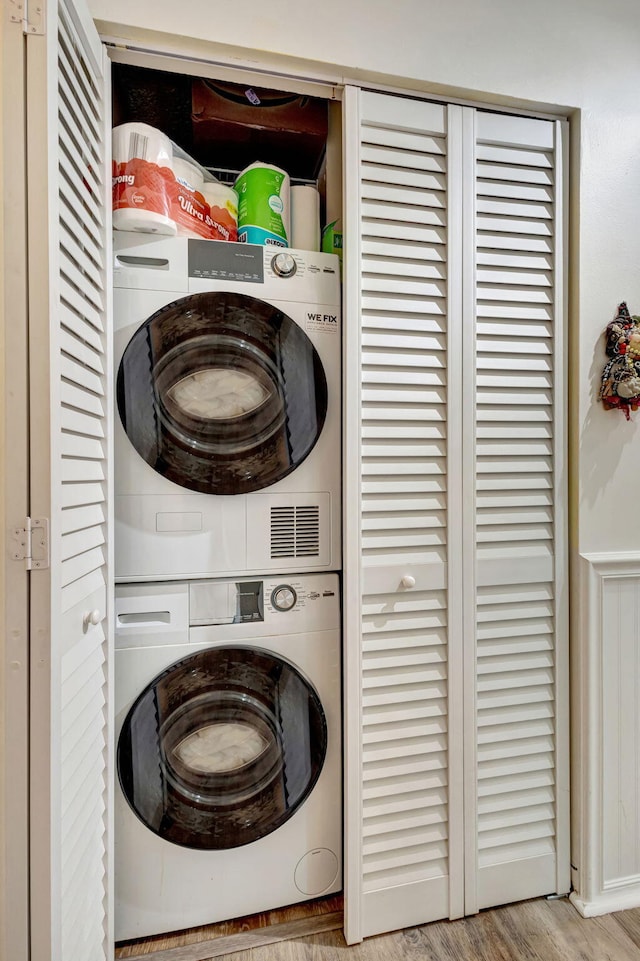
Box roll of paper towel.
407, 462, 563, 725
171, 157, 207, 239
113, 122, 173, 170
234, 162, 290, 247
173, 156, 204, 191
200, 183, 239, 242
112, 122, 177, 235
290, 185, 320, 252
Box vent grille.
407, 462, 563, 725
270, 505, 320, 558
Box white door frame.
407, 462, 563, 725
0, 10, 31, 961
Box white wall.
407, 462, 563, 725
89, 0, 640, 916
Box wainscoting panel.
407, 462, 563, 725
571, 553, 640, 918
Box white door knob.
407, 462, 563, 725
83, 609, 102, 629
401, 575, 416, 589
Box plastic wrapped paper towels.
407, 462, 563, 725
234, 162, 290, 247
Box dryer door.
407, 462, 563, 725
117, 646, 327, 850
116, 291, 328, 494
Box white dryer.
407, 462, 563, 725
114, 572, 341, 941
113, 233, 341, 581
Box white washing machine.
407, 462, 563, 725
114, 572, 342, 941
113, 233, 341, 582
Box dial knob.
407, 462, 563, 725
271, 585, 297, 612
271, 252, 297, 278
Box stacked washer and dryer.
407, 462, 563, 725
113, 233, 343, 940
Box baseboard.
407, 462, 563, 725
570, 885, 640, 918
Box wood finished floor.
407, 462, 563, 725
115, 897, 640, 961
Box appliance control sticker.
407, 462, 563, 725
305, 310, 339, 334
188, 239, 264, 282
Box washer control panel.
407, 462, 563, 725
181, 573, 340, 640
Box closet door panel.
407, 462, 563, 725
343, 88, 567, 943
471, 112, 568, 911
27, 1, 113, 957
345, 88, 463, 941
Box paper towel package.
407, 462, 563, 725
112, 122, 236, 241
234, 162, 290, 247
112, 123, 177, 235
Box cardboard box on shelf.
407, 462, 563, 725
191, 79, 328, 181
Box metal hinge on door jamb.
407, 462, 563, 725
8, 0, 45, 34
11, 517, 50, 570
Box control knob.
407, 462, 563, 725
271, 252, 297, 278
271, 585, 297, 612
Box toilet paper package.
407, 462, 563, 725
234, 162, 290, 247
112, 123, 233, 241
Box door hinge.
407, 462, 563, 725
11, 517, 50, 571
8, 0, 45, 34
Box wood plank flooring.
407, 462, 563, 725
116, 897, 640, 961
115, 895, 343, 960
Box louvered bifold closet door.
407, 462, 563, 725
26, 1, 112, 959
344, 88, 465, 941
469, 112, 568, 911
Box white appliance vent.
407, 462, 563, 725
270, 505, 320, 558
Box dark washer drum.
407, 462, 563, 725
117, 646, 328, 850
116, 291, 328, 495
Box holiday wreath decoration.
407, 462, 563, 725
599, 302, 640, 419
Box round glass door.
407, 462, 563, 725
117, 646, 327, 850
116, 291, 328, 494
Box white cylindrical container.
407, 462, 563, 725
200, 183, 239, 242
234, 162, 290, 247
290, 185, 320, 251
112, 122, 177, 235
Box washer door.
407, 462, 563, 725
116, 291, 328, 494
117, 647, 327, 850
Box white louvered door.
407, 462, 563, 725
26, 1, 112, 959
343, 88, 567, 943
343, 88, 466, 941
469, 111, 569, 912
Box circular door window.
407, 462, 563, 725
116, 291, 328, 495
117, 646, 327, 850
